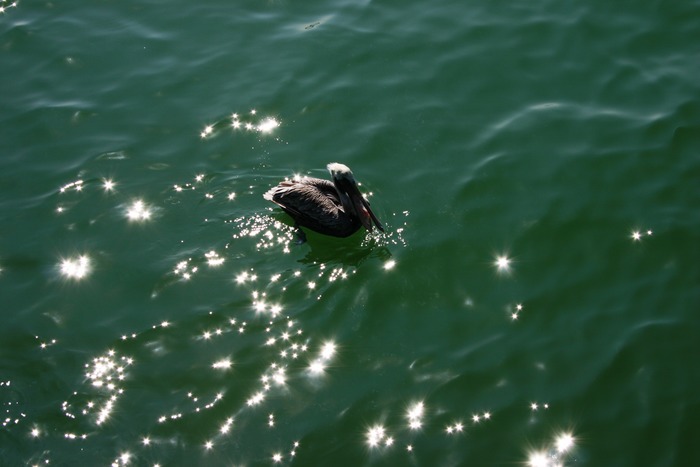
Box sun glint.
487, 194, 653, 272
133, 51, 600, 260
60, 255, 91, 280
494, 254, 512, 273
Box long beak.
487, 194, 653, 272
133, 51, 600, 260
348, 186, 384, 232
362, 197, 384, 232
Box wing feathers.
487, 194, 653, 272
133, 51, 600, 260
264, 177, 360, 237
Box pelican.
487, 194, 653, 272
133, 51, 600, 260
264, 163, 384, 241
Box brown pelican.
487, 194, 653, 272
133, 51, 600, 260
264, 163, 384, 241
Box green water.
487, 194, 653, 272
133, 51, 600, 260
2, 0, 699, 465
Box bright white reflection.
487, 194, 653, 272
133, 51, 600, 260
76, 351, 134, 426
555, 432, 575, 453
530, 401, 549, 412
116, 451, 131, 465
308, 340, 337, 376
406, 401, 425, 430
308, 359, 326, 375
59, 179, 84, 193
212, 358, 232, 371
257, 117, 280, 134
205, 251, 225, 267
0, 2, 20, 15
235, 270, 257, 284
445, 421, 464, 434
35, 196, 416, 464
59, 255, 91, 280
102, 178, 116, 192
494, 254, 512, 274
125, 200, 152, 222
200, 124, 214, 139
526, 430, 576, 466
527, 451, 549, 467
366, 424, 387, 448
220, 417, 234, 434
217, 110, 281, 136
271, 367, 286, 385
246, 391, 265, 407
319, 341, 336, 360
173, 259, 198, 281
511, 303, 524, 321
230, 214, 296, 251
630, 229, 652, 242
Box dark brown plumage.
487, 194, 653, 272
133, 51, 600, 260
264, 163, 383, 239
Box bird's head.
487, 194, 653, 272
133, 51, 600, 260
326, 162, 384, 233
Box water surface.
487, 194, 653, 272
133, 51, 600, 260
2, 0, 699, 465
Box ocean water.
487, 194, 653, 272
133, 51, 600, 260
1, 0, 699, 465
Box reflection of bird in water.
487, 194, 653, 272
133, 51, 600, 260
264, 163, 384, 242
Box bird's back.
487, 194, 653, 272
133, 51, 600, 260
264, 177, 361, 237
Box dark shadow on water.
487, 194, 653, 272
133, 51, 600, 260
259, 211, 394, 267
297, 230, 392, 267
